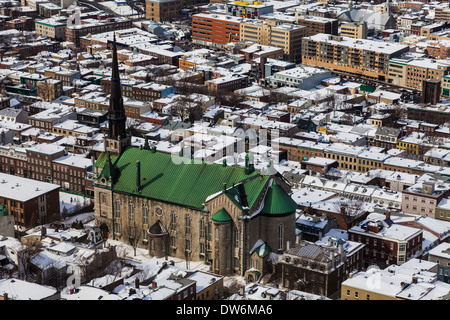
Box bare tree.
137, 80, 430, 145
16, 239, 41, 281
171, 95, 202, 122
123, 221, 143, 257
391, 105, 405, 127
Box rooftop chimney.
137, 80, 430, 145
136, 160, 141, 192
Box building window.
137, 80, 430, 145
199, 217, 205, 238
115, 199, 120, 218
170, 211, 176, 231
143, 206, 149, 224
278, 224, 283, 251
185, 214, 191, 235
128, 203, 134, 221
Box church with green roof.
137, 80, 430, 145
93, 35, 298, 277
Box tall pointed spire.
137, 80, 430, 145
107, 33, 127, 141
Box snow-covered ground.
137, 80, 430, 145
60, 192, 92, 215
106, 238, 211, 272
62, 211, 96, 226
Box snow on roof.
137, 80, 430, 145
0, 172, 60, 202
351, 214, 422, 241
292, 187, 337, 206
61, 285, 120, 300
186, 271, 223, 293
307, 33, 408, 55
53, 153, 93, 169
428, 242, 450, 260
0, 278, 57, 300
25, 143, 66, 155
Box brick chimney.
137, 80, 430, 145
385, 210, 391, 220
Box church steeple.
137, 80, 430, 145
104, 33, 130, 156
108, 33, 126, 141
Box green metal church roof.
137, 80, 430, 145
97, 147, 265, 211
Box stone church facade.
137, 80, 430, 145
93, 34, 298, 277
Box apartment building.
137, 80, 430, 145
28, 104, 78, 132
388, 56, 450, 91
295, 14, 338, 37
0, 145, 28, 178
302, 34, 409, 80
35, 16, 67, 40
341, 259, 445, 300
406, 104, 450, 125
402, 181, 450, 218
53, 153, 93, 195
369, 126, 402, 150
272, 137, 327, 162
434, 6, 450, 23
51, 119, 98, 138
74, 91, 151, 119
426, 40, 450, 59
348, 212, 423, 268
100, 78, 175, 102
205, 73, 248, 92
36, 79, 63, 102
65, 18, 133, 47
192, 13, 242, 47
44, 66, 81, 87
145, 0, 201, 22
25, 144, 67, 184
278, 240, 348, 299
240, 18, 306, 62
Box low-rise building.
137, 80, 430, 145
402, 180, 450, 218
276, 240, 347, 299
436, 198, 450, 223
341, 259, 450, 300
185, 270, 224, 300
265, 66, 333, 90
0, 172, 60, 227
428, 243, 450, 284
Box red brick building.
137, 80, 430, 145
348, 212, 423, 268
192, 13, 241, 47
